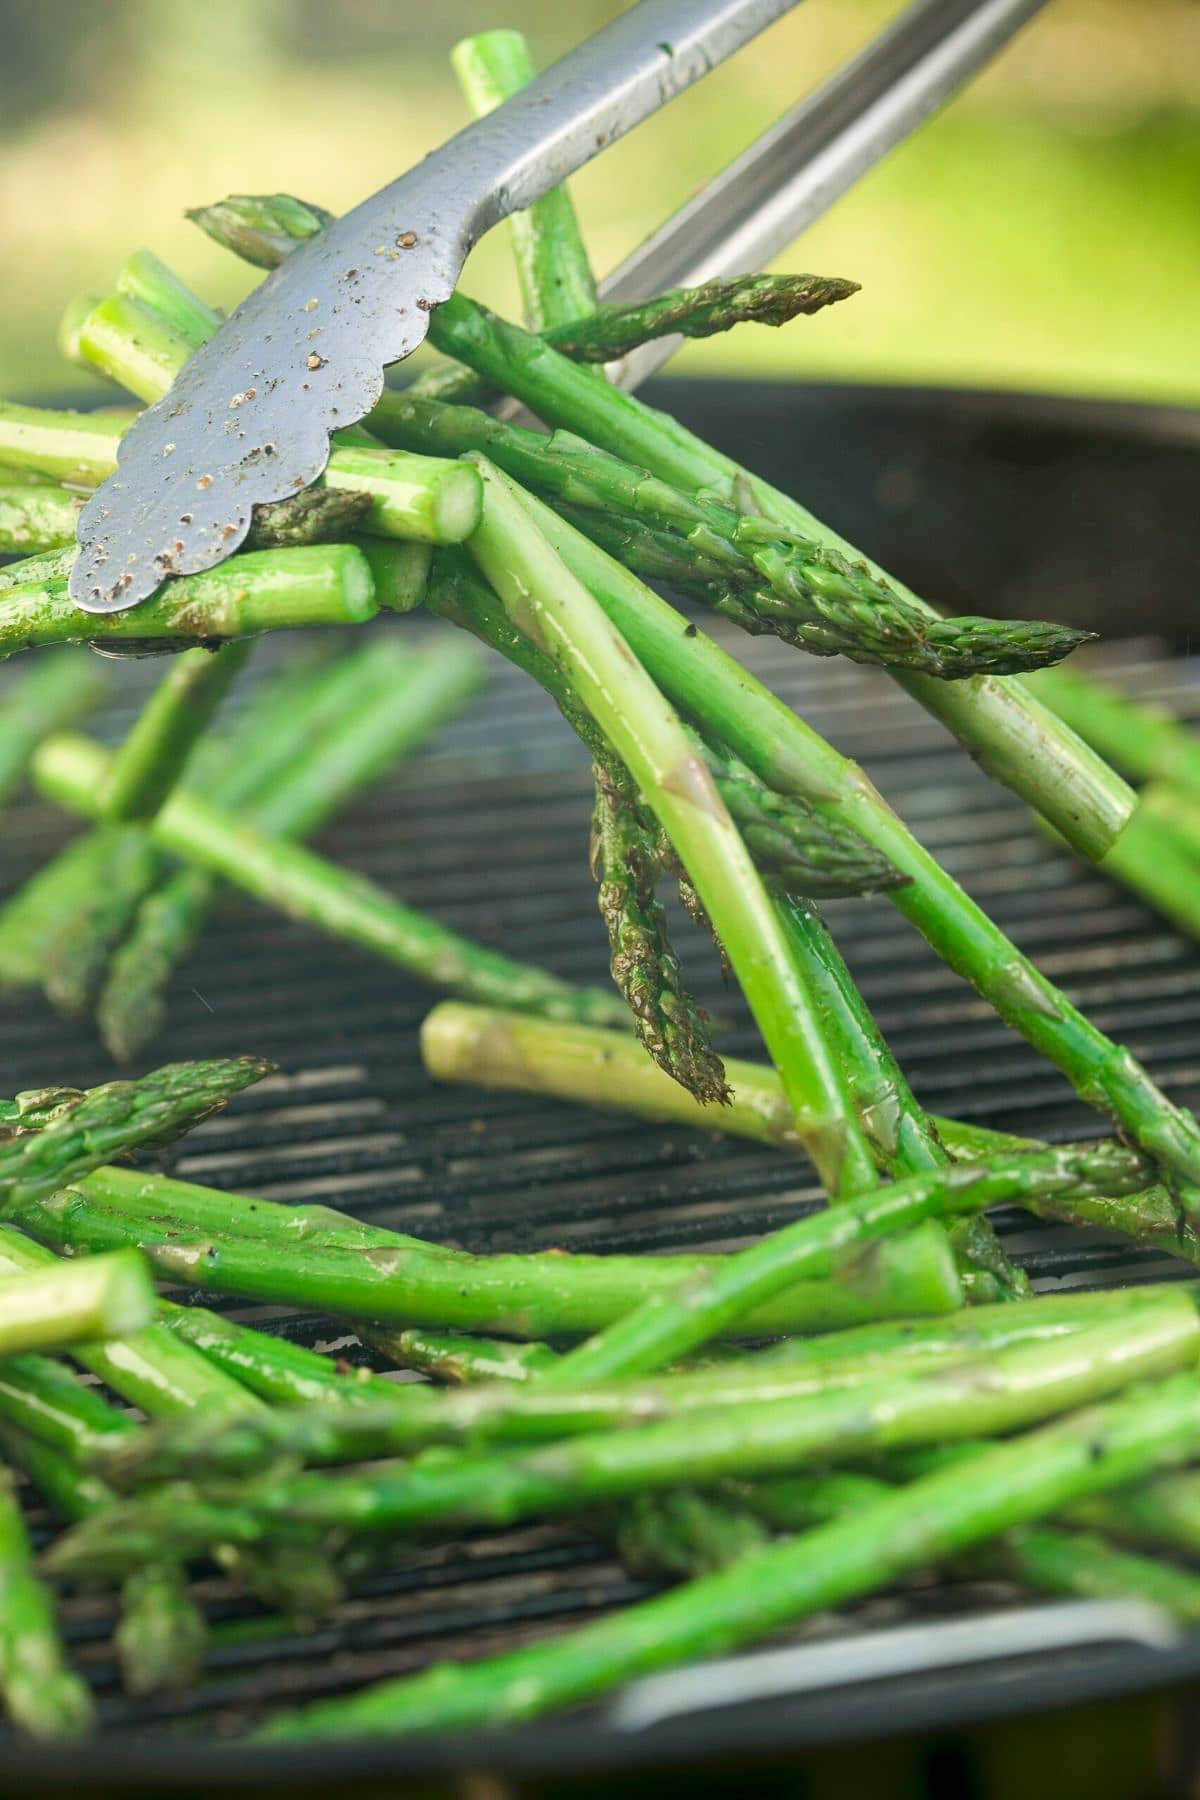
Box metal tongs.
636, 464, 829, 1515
70, 0, 1047, 615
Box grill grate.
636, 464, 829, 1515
2, 386, 1200, 1772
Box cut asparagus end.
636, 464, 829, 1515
348, 536, 432, 612
324, 447, 482, 545
0, 1247, 155, 1354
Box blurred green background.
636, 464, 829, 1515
0, 0, 1195, 403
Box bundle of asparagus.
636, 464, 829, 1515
3, 18, 1200, 1754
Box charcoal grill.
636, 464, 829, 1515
2, 378, 1200, 1797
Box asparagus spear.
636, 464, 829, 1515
47, 1306, 1200, 1575
0, 654, 100, 811
418, 1010, 1200, 1268
0, 546, 75, 593
96, 1288, 1200, 1487
394, 282, 1133, 847
72, 294, 483, 546
0, 1419, 207, 1698
31, 731, 653, 1031
0, 1354, 132, 1461
159, 1305, 392, 1407
371, 389, 1086, 678
0, 1467, 93, 1738
16, 1177, 963, 1337
0, 1251, 153, 1356
116, 247, 219, 348
590, 754, 728, 1103
0, 832, 118, 988
451, 28, 599, 334
1, 542, 378, 661
0, 1228, 343, 1623
537, 272, 860, 358
457, 31, 728, 1118
368, 1326, 560, 1385
225, 1373, 1200, 1737
516, 497, 1200, 1201
0, 482, 79, 554
0, 1056, 269, 1213
538, 1140, 1150, 1388
96, 641, 469, 1059
95, 231, 1071, 683
773, 896, 1027, 1302
428, 551, 903, 899
187, 193, 856, 390
100, 640, 252, 822
369, 1287, 1154, 1387
466, 459, 875, 1193
715, 1463, 1200, 1623
39, 823, 164, 1016
1029, 665, 1200, 792
99, 246, 1042, 683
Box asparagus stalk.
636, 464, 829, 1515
0, 1423, 207, 1698
390, 282, 1133, 847
460, 48, 726, 1115
1029, 666, 1200, 792
538, 1140, 1152, 1388
96, 1289, 1200, 1487
96, 641, 469, 1058
0, 831, 117, 988
0, 654, 100, 811
0, 400, 137, 486
15, 1178, 963, 1336
1083, 806, 1200, 942
428, 551, 903, 899
0, 1228, 343, 1623
370, 1286, 1154, 1387
419, 1010, 1200, 1267
116, 247, 220, 348
113, 1566, 209, 1698
6, 662, 319, 1010
0, 482, 79, 554
159, 1305, 391, 1407
0, 546, 75, 593
465, 460, 875, 1193
589, 754, 728, 1103
0, 1467, 93, 1738
0, 1251, 153, 1356
0, 1225, 255, 1422
538, 271, 860, 358
368, 1326, 560, 1385
773, 896, 1026, 1301
720, 1463, 1200, 1623
31, 730, 649, 1031
0, 1056, 269, 1213
72, 295, 483, 546
1, 542, 378, 661
100, 640, 252, 822
214, 1374, 1200, 1736
49, 1307, 1200, 1575
0, 1354, 132, 1461
39, 824, 165, 1016
96, 228, 1067, 683
451, 29, 599, 334
517, 497, 1200, 1201
188, 193, 856, 394
373, 389, 1086, 679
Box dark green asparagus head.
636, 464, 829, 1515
186, 194, 330, 270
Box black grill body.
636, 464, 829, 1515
2, 380, 1200, 1796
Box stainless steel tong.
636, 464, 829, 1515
69, 0, 1048, 615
